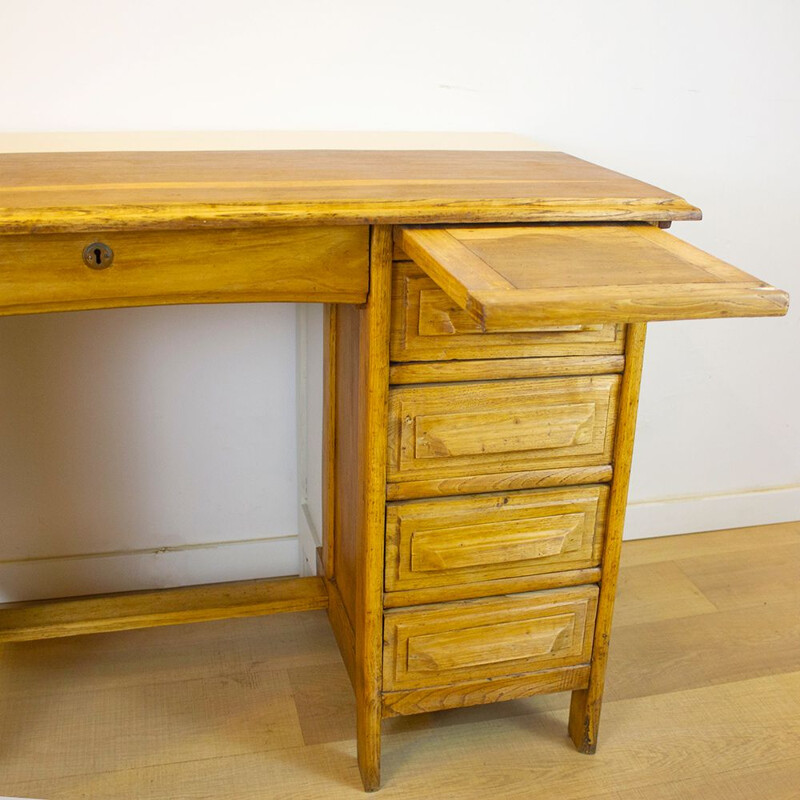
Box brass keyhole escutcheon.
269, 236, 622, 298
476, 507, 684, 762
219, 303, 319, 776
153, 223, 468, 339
82, 242, 114, 270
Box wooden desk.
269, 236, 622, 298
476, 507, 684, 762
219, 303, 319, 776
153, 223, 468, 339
0, 147, 788, 791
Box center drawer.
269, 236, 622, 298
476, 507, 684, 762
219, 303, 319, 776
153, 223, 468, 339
385, 485, 608, 593
387, 374, 620, 484
0, 225, 369, 315
383, 585, 598, 691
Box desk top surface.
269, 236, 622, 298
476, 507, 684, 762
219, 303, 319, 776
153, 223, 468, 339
0, 147, 700, 235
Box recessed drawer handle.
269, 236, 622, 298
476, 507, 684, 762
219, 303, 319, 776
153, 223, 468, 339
82, 242, 114, 270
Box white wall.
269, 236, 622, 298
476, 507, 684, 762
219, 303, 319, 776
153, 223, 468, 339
0, 304, 300, 601
1, 1, 798, 600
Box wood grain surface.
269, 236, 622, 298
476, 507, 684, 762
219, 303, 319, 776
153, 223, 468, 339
387, 375, 620, 484
400, 224, 789, 326
0, 576, 328, 642
388, 353, 625, 384
382, 664, 592, 717
385, 464, 614, 502
569, 323, 647, 753
382, 566, 602, 609
384, 486, 607, 592
390, 262, 624, 361
0, 150, 701, 234
0, 225, 369, 315
354, 227, 394, 790
383, 586, 598, 691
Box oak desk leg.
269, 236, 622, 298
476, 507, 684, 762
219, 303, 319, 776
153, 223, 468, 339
322, 226, 391, 789
355, 227, 392, 790
569, 323, 647, 752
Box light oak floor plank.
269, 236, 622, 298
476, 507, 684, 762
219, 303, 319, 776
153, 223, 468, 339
0, 609, 341, 698
613, 559, 717, 627
0, 664, 304, 784
1, 522, 798, 797
674, 541, 800, 612
5, 672, 799, 799
605, 599, 800, 702
619, 520, 800, 567
589, 758, 800, 800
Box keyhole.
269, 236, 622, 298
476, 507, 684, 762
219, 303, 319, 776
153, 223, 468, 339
82, 242, 114, 269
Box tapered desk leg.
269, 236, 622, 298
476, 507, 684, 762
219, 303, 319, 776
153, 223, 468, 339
354, 226, 393, 790
356, 697, 383, 791
569, 323, 646, 753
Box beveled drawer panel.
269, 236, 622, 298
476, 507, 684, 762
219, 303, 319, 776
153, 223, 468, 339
390, 262, 624, 362
0, 226, 369, 316
387, 375, 620, 484
385, 486, 608, 592
383, 586, 598, 691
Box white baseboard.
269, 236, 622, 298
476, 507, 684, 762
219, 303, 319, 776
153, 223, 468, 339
298, 501, 321, 577
0, 536, 300, 603
624, 484, 800, 540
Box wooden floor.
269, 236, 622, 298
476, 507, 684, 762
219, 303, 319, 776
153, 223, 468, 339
1, 521, 798, 799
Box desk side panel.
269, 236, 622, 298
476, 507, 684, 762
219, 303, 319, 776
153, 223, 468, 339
332, 302, 363, 625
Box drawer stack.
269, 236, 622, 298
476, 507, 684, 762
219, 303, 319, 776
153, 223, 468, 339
381, 259, 626, 716
319, 219, 785, 788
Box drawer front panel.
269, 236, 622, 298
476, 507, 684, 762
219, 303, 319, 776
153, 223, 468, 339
0, 226, 369, 315
387, 375, 620, 484
391, 263, 624, 361
383, 586, 598, 690
385, 486, 608, 592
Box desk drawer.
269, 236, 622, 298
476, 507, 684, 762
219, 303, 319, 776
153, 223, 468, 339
383, 586, 598, 691
385, 486, 608, 593
387, 375, 619, 485
391, 263, 623, 361
0, 226, 369, 315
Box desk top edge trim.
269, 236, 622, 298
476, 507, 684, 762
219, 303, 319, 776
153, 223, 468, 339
0, 198, 701, 236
